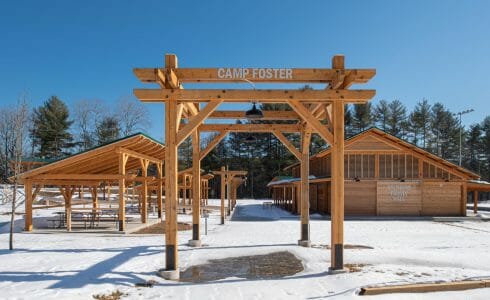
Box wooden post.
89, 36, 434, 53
461, 182, 467, 217
24, 180, 33, 231
220, 166, 225, 224
183, 178, 187, 206
205, 181, 209, 206
227, 177, 232, 215
299, 128, 311, 246
331, 99, 345, 270
62, 186, 73, 232
140, 159, 149, 223
191, 130, 201, 243
157, 163, 163, 219
164, 84, 179, 272
91, 186, 98, 213
118, 153, 128, 231
473, 190, 478, 214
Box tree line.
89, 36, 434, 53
1, 94, 488, 199
0, 95, 150, 181
182, 99, 489, 199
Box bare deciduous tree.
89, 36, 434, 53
116, 97, 150, 136
3, 94, 30, 250
73, 99, 104, 150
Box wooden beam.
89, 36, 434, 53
116, 147, 162, 165
164, 64, 179, 270
299, 129, 311, 244
287, 100, 334, 144
200, 131, 228, 160
360, 279, 489, 296
220, 166, 226, 225
191, 130, 201, 242
203, 110, 301, 120
24, 180, 33, 231
133, 67, 376, 84
32, 174, 134, 180
134, 89, 376, 103
118, 153, 127, 231
199, 123, 302, 133
177, 100, 223, 145
473, 190, 478, 214
330, 100, 345, 270
273, 130, 301, 160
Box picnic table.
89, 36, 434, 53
48, 209, 120, 229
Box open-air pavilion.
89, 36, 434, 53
133, 53, 376, 277
20, 133, 166, 232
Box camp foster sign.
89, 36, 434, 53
217, 68, 293, 80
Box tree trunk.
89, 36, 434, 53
9, 184, 16, 250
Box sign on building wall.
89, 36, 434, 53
377, 181, 422, 215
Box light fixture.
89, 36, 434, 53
244, 135, 257, 143
241, 79, 263, 120
245, 103, 263, 119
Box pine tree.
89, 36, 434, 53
178, 136, 193, 170
464, 124, 482, 173
96, 116, 120, 145
352, 103, 372, 134
31, 96, 74, 159
409, 99, 431, 149
481, 116, 490, 180
387, 100, 407, 138
344, 104, 354, 138
429, 103, 459, 161
374, 100, 390, 131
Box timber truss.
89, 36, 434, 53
133, 54, 375, 276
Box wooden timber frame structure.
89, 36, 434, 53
19, 133, 165, 232
213, 167, 247, 224
269, 128, 482, 216
133, 53, 376, 274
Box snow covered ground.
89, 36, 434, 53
0, 199, 490, 299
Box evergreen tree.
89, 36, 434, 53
352, 103, 372, 134
481, 116, 490, 180
178, 136, 193, 170
31, 96, 74, 159
409, 99, 432, 149
387, 100, 407, 138
464, 124, 482, 173
429, 103, 459, 161
96, 116, 120, 145
344, 104, 354, 138
374, 100, 390, 131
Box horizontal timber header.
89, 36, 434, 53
133, 68, 375, 83
198, 123, 303, 133
133, 89, 376, 103
186, 110, 301, 120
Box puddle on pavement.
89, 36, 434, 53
179, 251, 304, 283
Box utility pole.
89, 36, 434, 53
454, 109, 474, 166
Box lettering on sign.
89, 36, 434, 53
217, 68, 293, 80
388, 184, 412, 201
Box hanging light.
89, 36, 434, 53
244, 135, 257, 143
241, 79, 263, 119
245, 103, 263, 119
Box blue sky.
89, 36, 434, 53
1, 0, 489, 141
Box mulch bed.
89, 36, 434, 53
132, 222, 192, 234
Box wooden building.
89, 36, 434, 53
268, 128, 481, 216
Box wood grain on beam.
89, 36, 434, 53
134, 89, 376, 103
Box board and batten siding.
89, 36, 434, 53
421, 181, 463, 216
376, 181, 422, 215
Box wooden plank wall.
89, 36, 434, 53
345, 181, 377, 215
421, 182, 462, 216
377, 181, 422, 215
